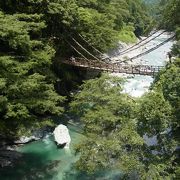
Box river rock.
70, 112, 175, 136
14, 135, 40, 144
53, 124, 71, 149
14, 127, 53, 144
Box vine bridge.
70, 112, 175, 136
62, 58, 164, 77
62, 31, 174, 76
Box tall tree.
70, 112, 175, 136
0, 0, 152, 55
70, 72, 179, 178
70, 74, 144, 177
160, 0, 180, 30
0, 11, 64, 139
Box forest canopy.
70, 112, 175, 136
70, 58, 180, 178
0, 0, 179, 179
0, 0, 152, 54
0, 0, 153, 138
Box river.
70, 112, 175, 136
0, 123, 122, 180
0, 31, 174, 180
111, 31, 174, 97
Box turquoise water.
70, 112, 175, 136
0, 124, 84, 180
0, 124, 122, 180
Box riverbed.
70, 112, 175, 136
0, 31, 175, 180
111, 31, 174, 97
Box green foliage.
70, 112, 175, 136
150, 59, 180, 178
125, 0, 153, 36
0, 0, 153, 139
137, 91, 173, 136
158, 0, 180, 59
76, 6, 119, 51
172, 41, 180, 57
76, 0, 152, 50
0, 0, 152, 56
70, 71, 179, 178
137, 91, 177, 179
160, 0, 180, 31
2, 1, 176, 177
171, 28, 180, 57
118, 25, 137, 43
153, 59, 180, 122
0, 11, 65, 138
68, 0, 180, 176
138, 59, 180, 178
71, 74, 144, 175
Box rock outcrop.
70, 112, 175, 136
53, 124, 71, 149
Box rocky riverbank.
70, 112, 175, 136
0, 126, 54, 168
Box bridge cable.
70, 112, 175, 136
119, 30, 166, 56
78, 34, 104, 55
118, 30, 161, 54
62, 34, 89, 60
62, 29, 100, 61
65, 39, 89, 60
70, 36, 100, 61
129, 35, 175, 60
78, 33, 112, 61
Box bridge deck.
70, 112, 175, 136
62, 58, 164, 76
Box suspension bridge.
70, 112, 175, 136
62, 58, 164, 77
61, 30, 175, 76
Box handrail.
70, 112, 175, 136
130, 35, 175, 60
119, 30, 166, 56
118, 30, 163, 54
61, 58, 164, 76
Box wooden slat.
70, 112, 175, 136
61, 58, 164, 76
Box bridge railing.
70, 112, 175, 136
62, 57, 164, 76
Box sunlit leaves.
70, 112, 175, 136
137, 91, 173, 136
71, 74, 144, 174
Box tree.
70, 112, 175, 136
0, 11, 65, 139
149, 58, 180, 179
137, 91, 177, 179
0, 0, 153, 56
160, 0, 180, 30
70, 73, 179, 179
70, 74, 145, 177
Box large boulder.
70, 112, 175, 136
53, 124, 71, 149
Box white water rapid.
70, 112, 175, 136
111, 31, 175, 97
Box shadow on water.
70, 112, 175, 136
63, 164, 123, 180
0, 150, 61, 180
0, 138, 122, 180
